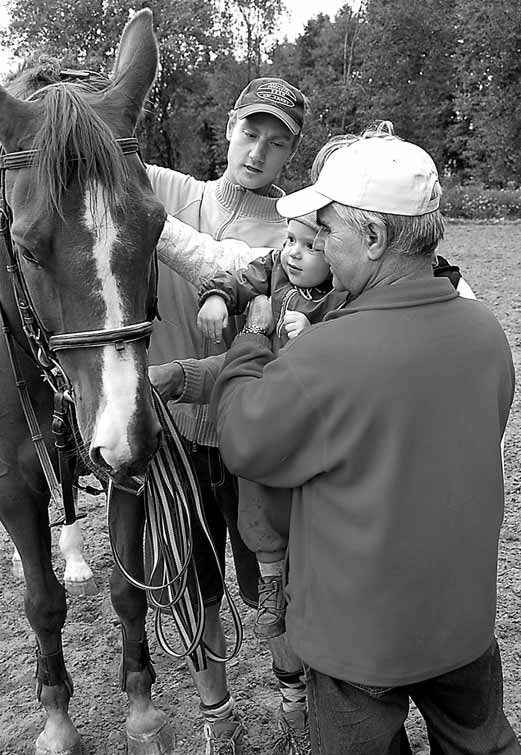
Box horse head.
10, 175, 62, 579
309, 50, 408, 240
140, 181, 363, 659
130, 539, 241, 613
0, 10, 166, 480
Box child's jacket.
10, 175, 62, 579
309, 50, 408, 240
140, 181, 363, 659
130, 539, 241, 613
199, 250, 347, 352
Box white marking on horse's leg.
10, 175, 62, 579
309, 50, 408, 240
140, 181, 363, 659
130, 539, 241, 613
83, 185, 140, 470
12, 544, 24, 579
60, 520, 97, 595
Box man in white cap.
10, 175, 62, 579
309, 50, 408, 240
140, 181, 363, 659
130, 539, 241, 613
210, 133, 519, 753
146, 78, 309, 754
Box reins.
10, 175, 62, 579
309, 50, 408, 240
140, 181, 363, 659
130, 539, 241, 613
106, 389, 243, 669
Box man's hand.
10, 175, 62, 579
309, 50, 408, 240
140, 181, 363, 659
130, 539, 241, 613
197, 295, 228, 343
148, 362, 184, 401
245, 294, 274, 335
283, 310, 310, 339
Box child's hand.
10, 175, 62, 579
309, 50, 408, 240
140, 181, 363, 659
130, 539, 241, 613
198, 295, 228, 343
283, 310, 311, 339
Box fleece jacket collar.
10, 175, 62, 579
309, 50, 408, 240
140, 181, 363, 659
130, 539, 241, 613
325, 277, 458, 321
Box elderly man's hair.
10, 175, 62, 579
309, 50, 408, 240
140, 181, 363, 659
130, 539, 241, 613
315, 121, 443, 256
332, 204, 445, 258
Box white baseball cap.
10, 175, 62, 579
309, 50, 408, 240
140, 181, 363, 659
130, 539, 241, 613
277, 136, 441, 218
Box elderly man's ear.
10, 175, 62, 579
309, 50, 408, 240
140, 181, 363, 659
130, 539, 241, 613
366, 219, 387, 261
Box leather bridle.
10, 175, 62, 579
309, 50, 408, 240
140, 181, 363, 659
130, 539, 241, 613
0, 135, 158, 520
0, 136, 154, 360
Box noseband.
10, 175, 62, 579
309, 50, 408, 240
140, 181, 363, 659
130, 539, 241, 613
0, 136, 154, 357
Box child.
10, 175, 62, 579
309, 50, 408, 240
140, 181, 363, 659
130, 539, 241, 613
196, 212, 347, 639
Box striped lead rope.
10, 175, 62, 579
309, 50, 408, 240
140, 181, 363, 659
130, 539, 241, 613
107, 387, 243, 672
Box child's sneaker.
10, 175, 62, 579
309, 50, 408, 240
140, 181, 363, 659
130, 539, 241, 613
254, 574, 286, 639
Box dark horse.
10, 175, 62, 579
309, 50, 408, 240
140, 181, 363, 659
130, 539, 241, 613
0, 10, 175, 754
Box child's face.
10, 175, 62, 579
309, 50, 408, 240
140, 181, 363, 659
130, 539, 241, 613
281, 219, 331, 288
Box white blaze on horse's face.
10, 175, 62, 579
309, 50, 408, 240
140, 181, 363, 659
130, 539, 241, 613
84, 184, 138, 470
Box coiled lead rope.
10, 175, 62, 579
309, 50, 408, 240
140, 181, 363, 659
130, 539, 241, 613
107, 388, 243, 671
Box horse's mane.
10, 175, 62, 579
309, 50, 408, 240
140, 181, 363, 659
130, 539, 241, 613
7, 57, 128, 220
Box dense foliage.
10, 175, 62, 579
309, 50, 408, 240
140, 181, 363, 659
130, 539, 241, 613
2, 0, 521, 216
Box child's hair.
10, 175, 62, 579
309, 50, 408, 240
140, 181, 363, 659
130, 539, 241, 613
310, 120, 397, 182
310, 134, 359, 182
360, 120, 396, 138
286, 211, 320, 233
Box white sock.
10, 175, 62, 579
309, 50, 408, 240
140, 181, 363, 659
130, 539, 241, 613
259, 559, 284, 578
201, 693, 235, 722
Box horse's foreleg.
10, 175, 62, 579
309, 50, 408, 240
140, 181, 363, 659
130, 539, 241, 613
8, 498, 80, 755
59, 518, 97, 596
109, 489, 174, 755
34, 641, 79, 755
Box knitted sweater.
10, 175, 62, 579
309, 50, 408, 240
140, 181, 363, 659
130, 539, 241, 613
147, 165, 288, 446
211, 277, 514, 686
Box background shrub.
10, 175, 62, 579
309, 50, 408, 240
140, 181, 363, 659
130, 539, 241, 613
441, 182, 521, 220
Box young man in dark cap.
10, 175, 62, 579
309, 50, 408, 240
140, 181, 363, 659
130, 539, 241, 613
147, 78, 310, 754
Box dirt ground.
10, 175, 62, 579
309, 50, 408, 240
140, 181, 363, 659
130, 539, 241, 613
0, 222, 520, 755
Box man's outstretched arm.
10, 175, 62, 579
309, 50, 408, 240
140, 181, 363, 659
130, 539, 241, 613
157, 214, 270, 286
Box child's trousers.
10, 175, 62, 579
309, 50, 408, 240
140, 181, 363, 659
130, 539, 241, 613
237, 478, 291, 562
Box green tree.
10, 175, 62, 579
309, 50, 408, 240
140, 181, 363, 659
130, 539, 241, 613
224, 0, 287, 79
270, 5, 363, 191
355, 0, 459, 174
136, 0, 235, 172
2, 0, 237, 174
4, 0, 130, 66
452, 0, 521, 186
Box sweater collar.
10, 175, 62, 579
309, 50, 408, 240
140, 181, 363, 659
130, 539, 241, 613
214, 174, 284, 221
325, 277, 459, 321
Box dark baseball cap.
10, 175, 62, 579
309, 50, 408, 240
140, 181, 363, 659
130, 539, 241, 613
233, 77, 305, 136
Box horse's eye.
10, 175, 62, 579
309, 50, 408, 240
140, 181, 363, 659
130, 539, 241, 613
18, 247, 42, 267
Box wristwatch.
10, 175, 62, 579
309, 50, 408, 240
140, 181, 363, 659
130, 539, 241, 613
240, 323, 269, 336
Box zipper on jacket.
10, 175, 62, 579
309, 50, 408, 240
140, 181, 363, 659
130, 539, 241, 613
276, 288, 299, 340
214, 188, 246, 241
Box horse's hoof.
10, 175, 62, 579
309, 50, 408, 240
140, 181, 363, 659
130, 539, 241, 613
127, 720, 175, 755
35, 736, 82, 755
64, 577, 98, 596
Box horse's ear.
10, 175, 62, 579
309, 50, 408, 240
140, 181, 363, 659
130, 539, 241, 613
110, 9, 158, 129
0, 86, 38, 152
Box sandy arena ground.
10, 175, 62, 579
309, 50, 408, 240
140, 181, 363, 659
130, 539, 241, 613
0, 222, 520, 754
